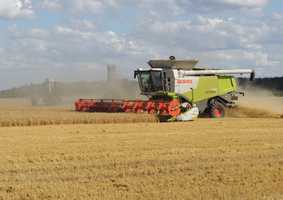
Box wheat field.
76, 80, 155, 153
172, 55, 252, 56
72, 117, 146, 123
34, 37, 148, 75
0, 118, 282, 199
0, 99, 157, 127
0, 98, 283, 199
0, 98, 282, 127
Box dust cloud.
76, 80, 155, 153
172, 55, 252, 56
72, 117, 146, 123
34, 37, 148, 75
227, 86, 283, 118
240, 87, 283, 113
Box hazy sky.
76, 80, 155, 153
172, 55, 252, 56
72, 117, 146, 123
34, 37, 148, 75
0, 0, 282, 89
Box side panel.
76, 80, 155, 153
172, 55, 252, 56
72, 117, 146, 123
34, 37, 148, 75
217, 76, 237, 96
173, 70, 220, 103
176, 76, 238, 103
190, 76, 218, 103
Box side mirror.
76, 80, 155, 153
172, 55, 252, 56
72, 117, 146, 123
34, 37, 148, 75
250, 71, 255, 81
134, 71, 137, 79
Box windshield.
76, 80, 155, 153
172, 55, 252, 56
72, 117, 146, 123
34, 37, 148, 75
151, 71, 163, 91
140, 71, 151, 92
136, 70, 164, 93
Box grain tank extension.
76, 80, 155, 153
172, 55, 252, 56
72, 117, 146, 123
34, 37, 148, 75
75, 57, 255, 121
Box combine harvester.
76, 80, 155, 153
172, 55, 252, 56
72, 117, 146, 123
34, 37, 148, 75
75, 56, 255, 121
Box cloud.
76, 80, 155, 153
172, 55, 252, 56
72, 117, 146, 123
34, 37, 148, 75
68, 0, 118, 14
135, 0, 271, 18
4, 14, 281, 76
220, 0, 269, 8
132, 12, 282, 77
71, 0, 103, 13
40, 0, 62, 11
0, 0, 33, 19
136, 16, 266, 53
0, 0, 281, 89
1, 21, 143, 72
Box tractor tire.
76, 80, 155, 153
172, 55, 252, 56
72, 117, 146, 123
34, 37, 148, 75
209, 103, 225, 118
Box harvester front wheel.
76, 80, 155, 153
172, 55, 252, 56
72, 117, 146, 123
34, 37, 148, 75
209, 103, 225, 118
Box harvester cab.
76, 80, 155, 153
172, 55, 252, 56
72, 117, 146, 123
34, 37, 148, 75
134, 57, 199, 96
134, 69, 164, 94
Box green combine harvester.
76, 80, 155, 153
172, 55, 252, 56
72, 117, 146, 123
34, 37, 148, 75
75, 56, 255, 121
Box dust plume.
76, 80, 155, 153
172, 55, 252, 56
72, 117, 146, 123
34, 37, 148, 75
227, 86, 283, 118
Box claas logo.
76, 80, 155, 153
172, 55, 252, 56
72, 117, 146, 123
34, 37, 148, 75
176, 80, 193, 84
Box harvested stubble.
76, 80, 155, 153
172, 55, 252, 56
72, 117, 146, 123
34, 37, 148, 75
0, 98, 159, 127
0, 118, 282, 199
0, 105, 157, 127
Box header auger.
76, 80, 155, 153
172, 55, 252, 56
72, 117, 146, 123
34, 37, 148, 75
75, 56, 255, 121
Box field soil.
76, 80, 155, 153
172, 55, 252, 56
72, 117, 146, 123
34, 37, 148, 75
0, 118, 282, 199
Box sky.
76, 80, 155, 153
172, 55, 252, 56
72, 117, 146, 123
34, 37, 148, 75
0, 0, 282, 89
